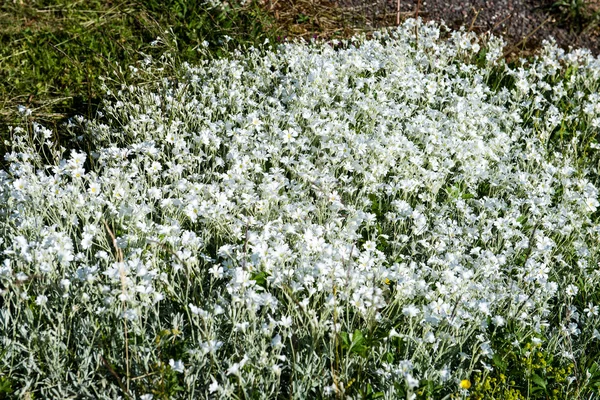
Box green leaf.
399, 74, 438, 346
531, 374, 547, 390
339, 331, 350, 348
0, 377, 13, 394
351, 329, 364, 344
386, 352, 394, 364
340, 329, 368, 356
590, 361, 600, 377
446, 185, 460, 199
492, 353, 507, 371
349, 329, 366, 355
251, 271, 268, 288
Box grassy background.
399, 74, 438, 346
0, 0, 277, 134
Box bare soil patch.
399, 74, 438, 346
302, 0, 600, 55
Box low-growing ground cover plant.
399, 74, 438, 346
1, 18, 600, 399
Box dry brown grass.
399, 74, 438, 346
266, 0, 415, 40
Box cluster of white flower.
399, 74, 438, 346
1, 18, 599, 398
204, 0, 250, 10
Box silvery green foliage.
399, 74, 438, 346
1, 19, 600, 398
205, 0, 250, 9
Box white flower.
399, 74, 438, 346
272, 364, 282, 376
480, 341, 494, 358
81, 233, 95, 250
271, 333, 283, 349
69, 150, 87, 167
406, 373, 419, 389
16, 272, 28, 282
424, 331, 436, 343
281, 128, 297, 143
584, 303, 598, 318
153, 292, 164, 304
323, 383, 338, 396
122, 309, 138, 321
439, 366, 451, 382
0, 259, 11, 277
566, 323, 581, 336
189, 303, 202, 315
363, 240, 377, 252
412, 211, 427, 234
13, 179, 26, 191
149, 161, 163, 174
35, 295, 48, 306
536, 236, 554, 252
147, 187, 162, 200
88, 182, 101, 195
226, 355, 248, 376
585, 197, 599, 212
402, 305, 420, 318
200, 340, 223, 355
17, 105, 32, 116
60, 279, 71, 291
208, 264, 224, 279
169, 359, 184, 373
565, 284, 579, 298
279, 315, 292, 328
250, 116, 262, 127
478, 301, 491, 316
389, 328, 401, 338
71, 167, 86, 179
208, 376, 219, 393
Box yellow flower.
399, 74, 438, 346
460, 379, 472, 390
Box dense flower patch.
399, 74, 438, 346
1, 19, 600, 399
